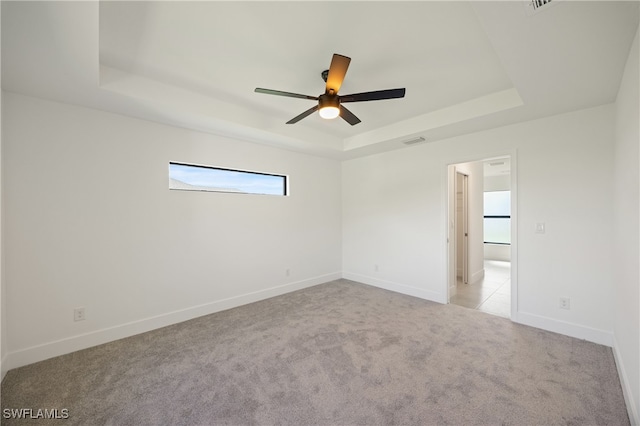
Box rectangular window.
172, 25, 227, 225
169, 162, 288, 196
484, 190, 510, 244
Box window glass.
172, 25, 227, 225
484, 191, 510, 216
169, 162, 287, 196
484, 218, 511, 244
484, 191, 510, 244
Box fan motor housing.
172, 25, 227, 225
318, 93, 339, 109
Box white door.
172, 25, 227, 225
456, 172, 469, 285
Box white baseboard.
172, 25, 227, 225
342, 272, 447, 304
515, 311, 614, 347
470, 268, 485, 285
453, 269, 484, 285
449, 284, 457, 297
344, 276, 614, 347
4, 273, 340, 373
612, 335, 639, 425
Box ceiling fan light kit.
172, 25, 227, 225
318, 94, 340, 119
255, 53, 406, 126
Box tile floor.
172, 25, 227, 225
450, 260, 511, 318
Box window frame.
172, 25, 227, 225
483, 190, 511, 245
169, 161, 289, 196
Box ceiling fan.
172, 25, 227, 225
255, 53, 406, 126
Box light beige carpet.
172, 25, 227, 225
1, 279, 629, 425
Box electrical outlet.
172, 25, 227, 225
559, 298, 570, 310
374, 264, 379, 273
74, 307, 86, 321
285, 268, 290, 277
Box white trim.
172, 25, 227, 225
515, 311, 614, 347
342, 272, 447, 304
470, 268, 485, 285
509, 151, 518, 320
343, 274, 615, 349
445, 163, 455, 301
613, 335, 639, 425
443, 149, 518, 321
3, 272, 340, 372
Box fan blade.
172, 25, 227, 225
255, 88, 318, 101
340, 88, 406, 103
286, 105, 319, 124
325, 54, 351, 95
339, 105, 361, 126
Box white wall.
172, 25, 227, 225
342, 149, 445, 302
484, 174, 510, 192
2, 92, 342, 371
484, 244, 510, 262
343, 103, 615, 345
613, 27, 639, 425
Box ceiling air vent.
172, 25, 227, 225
525, 0, 555, 16
402, 136, 427, 146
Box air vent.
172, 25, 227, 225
525, 0, 555, 16
402, 136, 427, 146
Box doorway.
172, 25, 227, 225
447, 156, 515, 319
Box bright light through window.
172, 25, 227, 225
484, 191, 510, 244
169, 162, 288, 196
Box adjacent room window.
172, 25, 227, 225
169, 162, 288, 196
484, 190, 511, 244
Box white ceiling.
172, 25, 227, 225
2, 1, 638, 159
